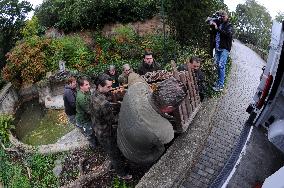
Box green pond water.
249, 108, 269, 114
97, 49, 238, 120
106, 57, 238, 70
15, 99, 74, 146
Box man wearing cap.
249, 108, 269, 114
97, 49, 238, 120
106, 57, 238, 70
117, 73, 187, 165
210, 10, 233, 92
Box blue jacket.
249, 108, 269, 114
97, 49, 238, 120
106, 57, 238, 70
63, 85, 76, 116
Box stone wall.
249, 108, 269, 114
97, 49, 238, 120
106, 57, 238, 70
0, 83, 19, 114
0, 79, 66, 114
20, 79, 65, 105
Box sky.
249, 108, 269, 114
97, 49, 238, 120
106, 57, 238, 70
26, 0, 283, 19
223, 0, 284, 19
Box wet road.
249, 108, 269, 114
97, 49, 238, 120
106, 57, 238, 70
182, 40, 269, 187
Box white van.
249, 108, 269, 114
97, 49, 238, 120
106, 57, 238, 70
246, 20, 284, 153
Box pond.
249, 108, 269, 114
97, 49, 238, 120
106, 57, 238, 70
14, 99, 74, 146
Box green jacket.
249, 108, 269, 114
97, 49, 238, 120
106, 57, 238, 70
76, 90, 91, 124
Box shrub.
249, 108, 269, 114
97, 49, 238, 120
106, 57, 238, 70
27, 153, 59, 187
21, 16, 46, 39
0, 148, 60, 187
0, 114, 15, 144
3, 36, 95, 87
3, 36, 50, 87
0, 148, 30, 188
48, 36, 95, 71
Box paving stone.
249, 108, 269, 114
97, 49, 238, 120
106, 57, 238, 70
138, 40, 283, 188
182, 40, 267, 187
204, 167, 215, 174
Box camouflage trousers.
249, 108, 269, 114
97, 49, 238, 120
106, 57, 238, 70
97, 135, 129, 176
76, 121, 96, 148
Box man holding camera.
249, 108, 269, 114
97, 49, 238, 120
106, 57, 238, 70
209, 10, 233, 92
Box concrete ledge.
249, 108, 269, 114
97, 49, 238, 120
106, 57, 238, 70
9, 129, 89, 154
136, 97, 219, 188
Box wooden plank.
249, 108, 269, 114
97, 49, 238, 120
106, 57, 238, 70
178, 73, 189, 125
171, 60, 185, 126
180, 72, 192, 116
180, 103, 202, 132
185, 70, 197, 109
186, 63, 201, 106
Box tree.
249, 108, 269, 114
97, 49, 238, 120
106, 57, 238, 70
34, 0, 159, 32
0, 0, 32, 68
235, 0, 272, 50
164, 0, 227, 51
21, 16, 46, 39
275, 12, 284, 23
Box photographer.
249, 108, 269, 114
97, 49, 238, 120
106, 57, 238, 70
208, 10, 233, 92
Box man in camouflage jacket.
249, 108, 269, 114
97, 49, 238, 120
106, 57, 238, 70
90, 73, 132, 180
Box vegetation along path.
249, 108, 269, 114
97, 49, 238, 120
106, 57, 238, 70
181, 40, 266, 187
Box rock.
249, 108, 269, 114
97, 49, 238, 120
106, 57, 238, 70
53, 159, 63, 177
45, 95, 64, 109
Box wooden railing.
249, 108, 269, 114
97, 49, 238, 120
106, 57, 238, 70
171, 61, 201, 133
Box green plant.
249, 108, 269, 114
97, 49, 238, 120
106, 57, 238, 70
0, 147, 62, 188
3, 35, 95, 87
0, 0, 33, 68
0, 114, 15, 144
35, 0, 159, 32
235, 0, 272, 51
21, 16, 46, 39
112, 177, 132, 188
164, 0, 226, 49
49, 36, 95, 72
0, 148, 30, 188
3, 36, 50, 87
26, 153, 59, 187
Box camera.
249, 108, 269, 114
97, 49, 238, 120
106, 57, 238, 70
206, 11, 222, 26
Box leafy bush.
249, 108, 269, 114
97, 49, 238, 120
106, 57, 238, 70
0, 114, 15, 144
89, 25, 180, 76
3, 36, 50, 87
48, 36, 95, 71
235, 0, 271, 54
3, 35, 95, 87
21, 16, 46, 39
3, 24, 215, 92
0, 148, 30, 188
164, 0, 226, 49
112, 177, 131, 188
27, 153, 59, 187
0, 148, 60, 187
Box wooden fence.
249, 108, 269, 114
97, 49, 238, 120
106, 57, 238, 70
171, 61, 201, 133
